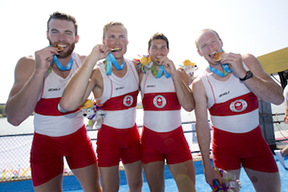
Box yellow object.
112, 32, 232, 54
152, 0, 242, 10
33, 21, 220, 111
80, 99, 93, 109
257, 47, 288, 74
183, 59, 196, 66
140, 55, 152, 66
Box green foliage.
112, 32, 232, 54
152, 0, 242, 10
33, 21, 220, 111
0, 105, 5, 117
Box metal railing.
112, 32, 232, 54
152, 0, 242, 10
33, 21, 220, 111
1, 114, 288, 183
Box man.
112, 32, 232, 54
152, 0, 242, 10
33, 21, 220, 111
4, 12, 102, 192
275, 72, 288, 168
283, 78, 288, 124
59, 22, 143, 192
192, 29, 284, 191
139, 33, 196, 192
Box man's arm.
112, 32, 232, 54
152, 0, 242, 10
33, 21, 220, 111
284, 101, 288, 124
78, 54, 87, 63
132, 59, 143, 91
5, 56, 38, 125
222, 53, 284, 105
284, 86, 288, 124
60, 44, 108, 111
161, 57, 194, 111
192, 77, 223, 186
5, 47, 58, 126
243, 53, 283, 104
173, 69, 195, 111
5, 46, 57, 125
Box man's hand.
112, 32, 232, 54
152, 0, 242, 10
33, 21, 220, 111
221, 52, 247, 78
34, 46, 59, 74
284, 115, 288, 124
204, 166, 226, 190
159, 56, 177, 76
90, 44, 110, 61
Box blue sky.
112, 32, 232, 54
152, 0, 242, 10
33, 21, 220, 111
1, 0, 288, 103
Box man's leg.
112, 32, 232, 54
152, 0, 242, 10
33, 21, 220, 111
168, 160, 196, 192
34, 174, 63, 192
123, 160, 143, 192
99, 165, 120, 192
245, 168, 281, 192
72, 164, 102, 192
143, 161, 165, 192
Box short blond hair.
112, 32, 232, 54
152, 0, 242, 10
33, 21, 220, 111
103, 21, 127, 39
195, 29, 221, 50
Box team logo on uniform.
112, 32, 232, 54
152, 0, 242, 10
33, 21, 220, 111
153, 95, 167, 108
123, 95, 133, 107
229, 99, 247, 112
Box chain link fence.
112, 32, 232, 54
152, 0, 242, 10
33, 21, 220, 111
273, 113, 288, 144
1, 115, 288, 183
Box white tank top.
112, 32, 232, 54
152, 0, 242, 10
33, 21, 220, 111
141, 70, 181, 132
97, 59, 139, 129
34, 52, 84, 136
200, 64, 259, 133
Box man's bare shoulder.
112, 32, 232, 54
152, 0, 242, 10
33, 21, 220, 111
192, 76, 203, 89
241, 53, 265, 73
11, 56, 36, 98
18, 55, 35, 64
241, 53, 258, 63
91, 65, 103, 81
77, 54, 86, 63
15, 55, 35, 72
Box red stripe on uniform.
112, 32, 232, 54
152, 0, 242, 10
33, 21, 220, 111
142, 92, 181, 111
209, 92, 258, 116
34, 97, 79, 116
102, 90, 139, 110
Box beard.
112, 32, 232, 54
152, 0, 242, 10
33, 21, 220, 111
49, 40, 75, 58
152, 60, 161, 66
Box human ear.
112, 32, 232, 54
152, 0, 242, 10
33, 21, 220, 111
75, 35, 79, 44
197, 49, 203, 57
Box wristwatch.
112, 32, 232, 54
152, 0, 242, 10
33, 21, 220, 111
239, 71, 253, 81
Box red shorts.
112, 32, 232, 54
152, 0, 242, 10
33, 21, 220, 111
30, 126, 97, 186
212, 126, 278, 172
96, 124, 141, 167
140, 126, 192, 164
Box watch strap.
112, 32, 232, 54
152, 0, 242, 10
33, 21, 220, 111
240, 71, 253, 81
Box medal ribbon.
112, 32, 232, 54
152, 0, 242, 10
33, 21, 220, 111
105, 52, 125, 75
209, 64, 232, 77
152, 65, 171, 78
209, 49, 232, 77
51, 55, 73, 71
